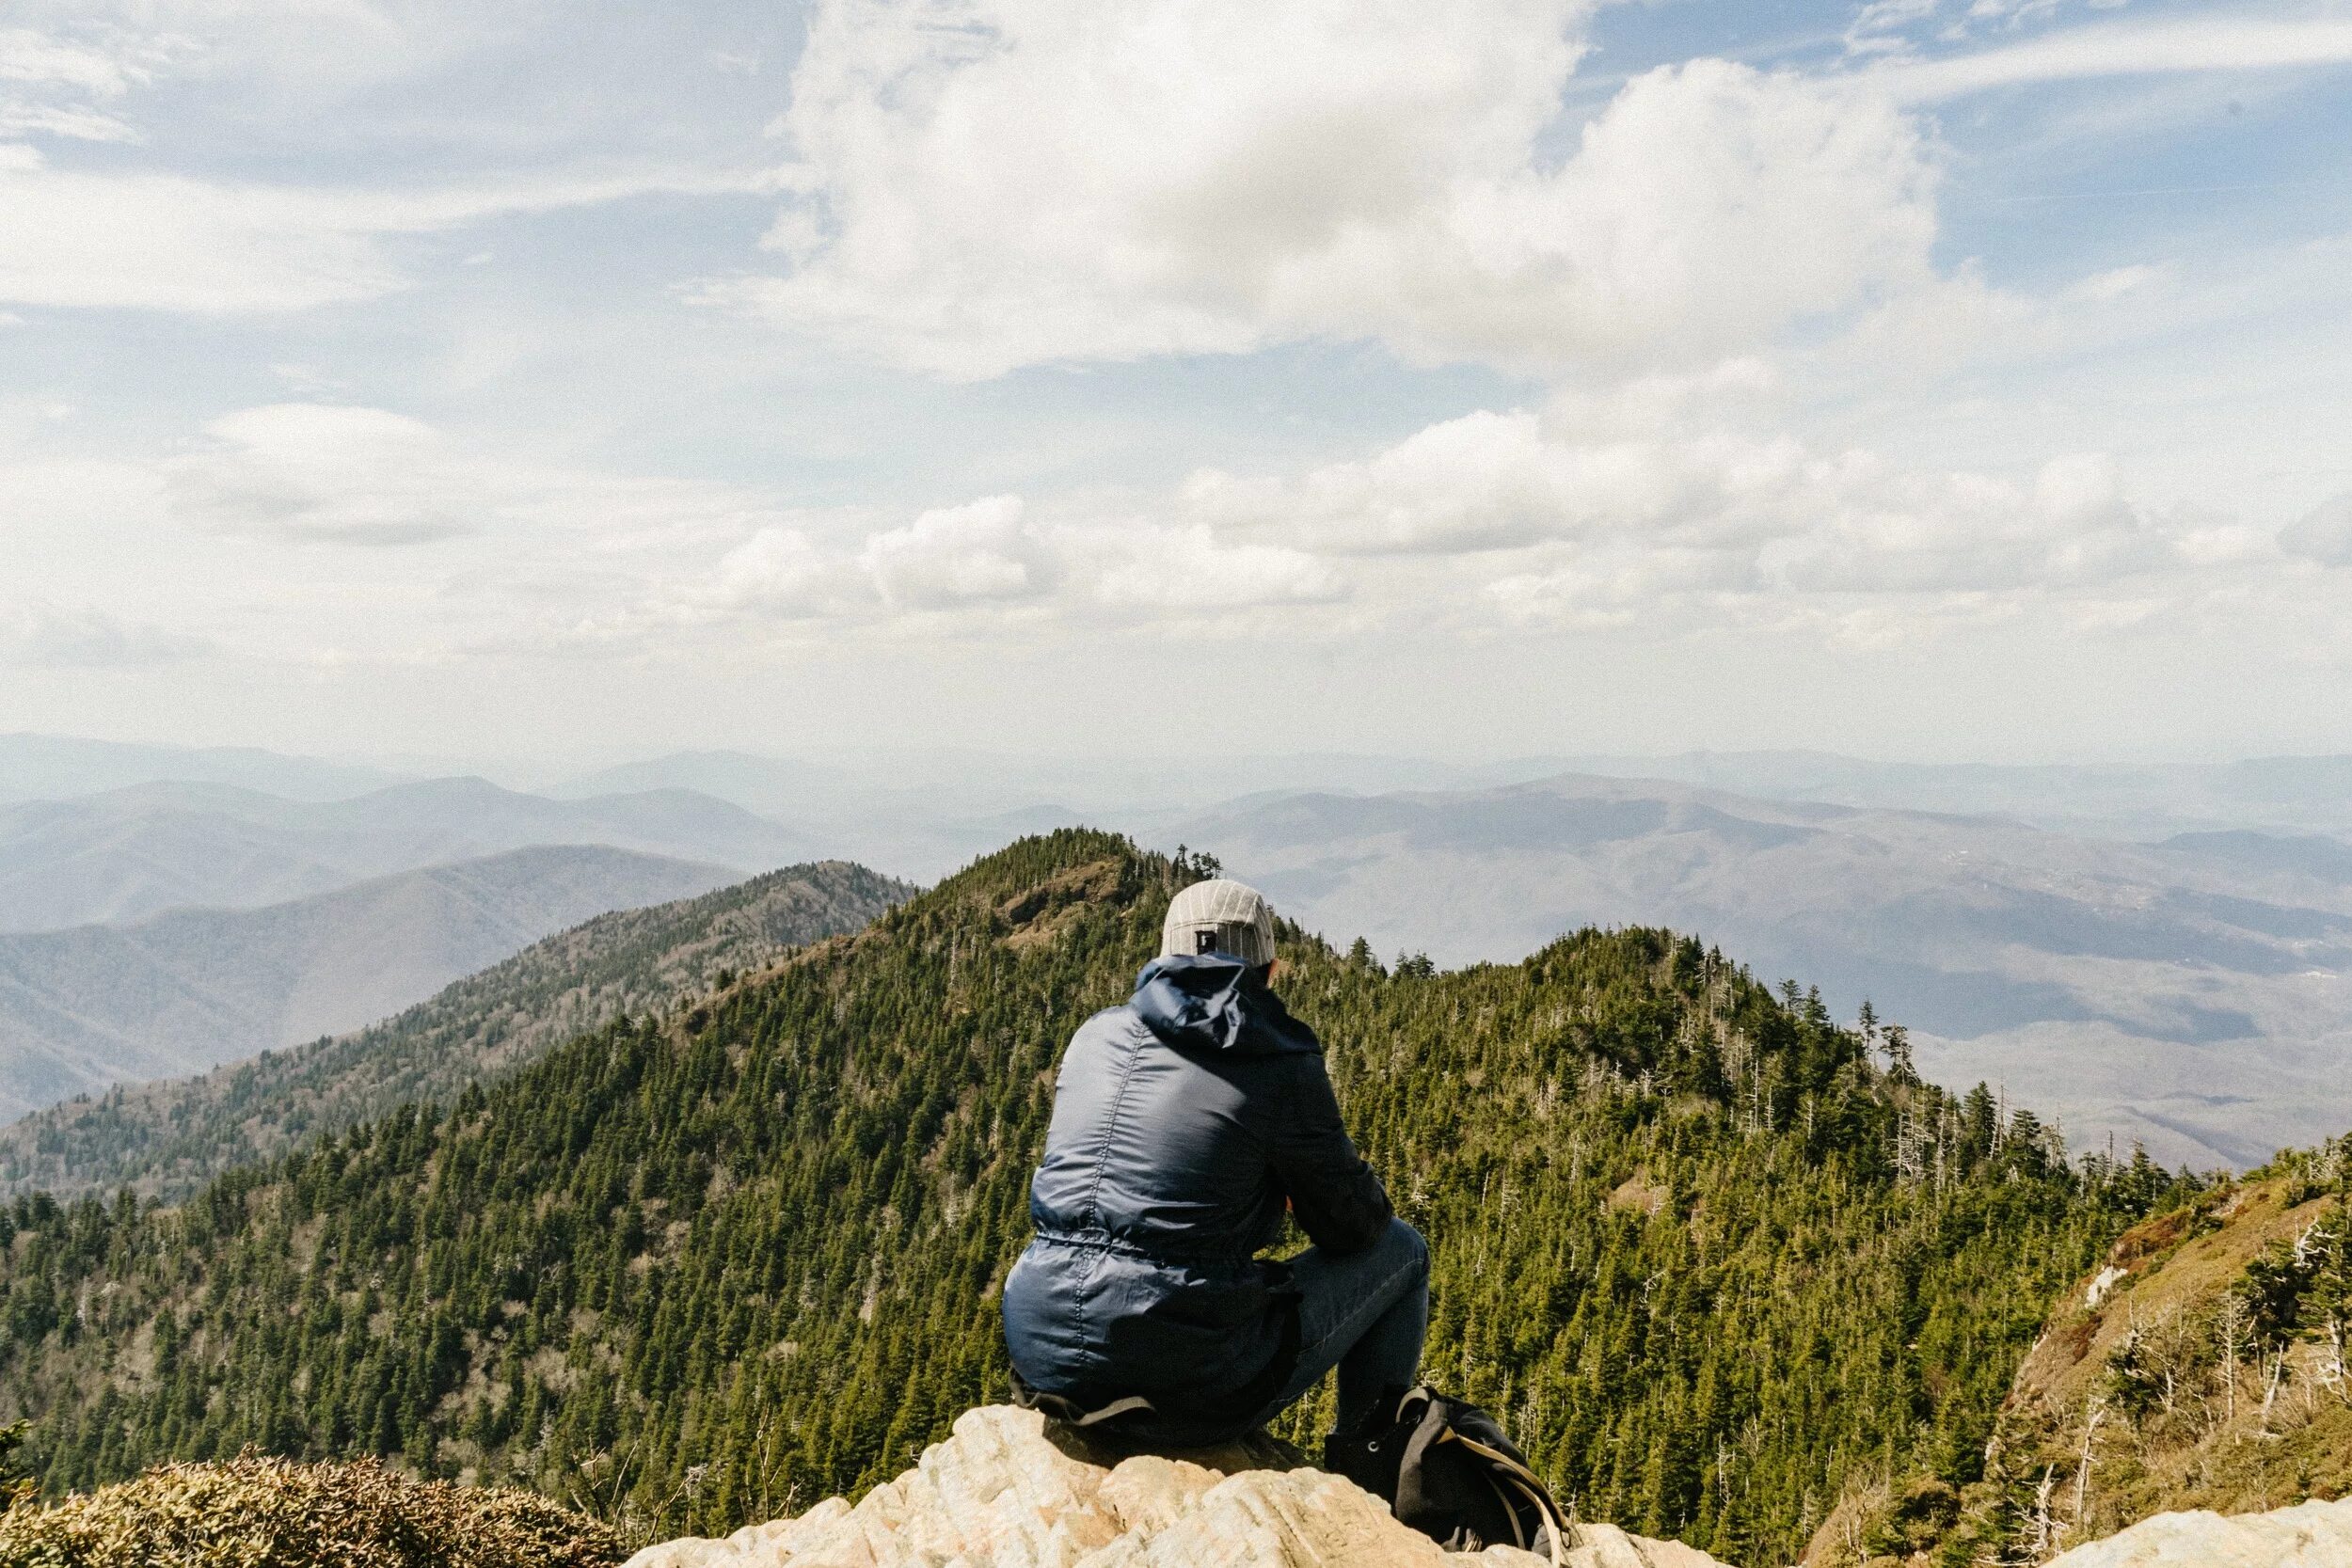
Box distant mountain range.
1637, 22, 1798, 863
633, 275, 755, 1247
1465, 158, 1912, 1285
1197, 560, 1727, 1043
0, 844, 742, 1120
1163, 774, 2352, 1168
6, 732, 2352, 1165
0, 733, 405, 804
0, 859, 910, 1196
0, 776, 814, 932
1536, 750, 2352, 841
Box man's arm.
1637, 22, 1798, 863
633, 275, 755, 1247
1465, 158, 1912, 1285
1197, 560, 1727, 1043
1270, 1054, 1393, 1254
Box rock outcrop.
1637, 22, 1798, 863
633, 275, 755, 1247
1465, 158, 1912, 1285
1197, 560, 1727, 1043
628, 1406, 1729, 1568
2042, 1495, 2352, 1566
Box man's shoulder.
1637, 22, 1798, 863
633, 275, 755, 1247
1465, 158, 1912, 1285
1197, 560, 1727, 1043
1070, 1003, 1149, 1047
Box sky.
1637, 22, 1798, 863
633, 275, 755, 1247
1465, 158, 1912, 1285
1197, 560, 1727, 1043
2, 0, 2350, 770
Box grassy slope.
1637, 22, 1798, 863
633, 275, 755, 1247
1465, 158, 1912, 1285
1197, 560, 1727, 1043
1815, 1149, 2351, 1565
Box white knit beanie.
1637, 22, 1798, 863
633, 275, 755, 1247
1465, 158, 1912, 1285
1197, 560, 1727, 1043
1160, 878, 1278, 967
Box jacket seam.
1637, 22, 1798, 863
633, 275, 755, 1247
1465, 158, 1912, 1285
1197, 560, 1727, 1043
1079, 1021, 1146, 1232
1071, 1019, 1147, 1370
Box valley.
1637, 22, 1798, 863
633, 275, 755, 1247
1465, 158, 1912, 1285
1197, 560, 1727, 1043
1161, 773, 2352, 1168
0, 845, 741, 1120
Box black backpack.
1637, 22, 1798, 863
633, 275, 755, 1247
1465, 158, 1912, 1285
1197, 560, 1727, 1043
1324, 1385, 1568, 1562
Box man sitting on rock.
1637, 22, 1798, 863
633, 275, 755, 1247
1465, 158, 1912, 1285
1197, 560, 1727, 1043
1003, 877, 1428, 1449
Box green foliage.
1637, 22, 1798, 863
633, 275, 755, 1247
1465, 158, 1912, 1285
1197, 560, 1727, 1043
2237, 1149, 2352, 1355
0, 1418, 33, 1515
0, 832, 2171, 1563
0, 1452, 621, 1567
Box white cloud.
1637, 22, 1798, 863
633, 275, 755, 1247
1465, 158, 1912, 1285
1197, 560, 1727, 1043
0, 24, 161, 144
859, 495, 1044, 610
1182, 404, 2228, 636
1876, 16, 2352, 102
160, 401, 797, 559
708, 528, 838, 617
0, 161, 787, 313
714, 1, 1940, 378
0, 27, 149, 98
0, 601, 209, 667
1083, 523, 1341, 610
657, 500, 1345, 636
167, 404, 483, 544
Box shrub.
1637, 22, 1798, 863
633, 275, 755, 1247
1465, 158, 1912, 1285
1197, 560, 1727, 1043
0, 1453, 623, 1568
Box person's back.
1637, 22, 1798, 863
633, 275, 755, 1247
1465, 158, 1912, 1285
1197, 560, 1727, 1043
1002, 879, 1427, 1449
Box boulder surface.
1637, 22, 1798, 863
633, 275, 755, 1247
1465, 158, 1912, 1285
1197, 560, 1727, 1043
2043, 1495, 2352, 1567
626, 1405, 1728, 1568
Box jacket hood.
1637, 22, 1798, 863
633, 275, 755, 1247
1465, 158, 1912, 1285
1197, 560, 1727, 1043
1130, 955, 1323, 1056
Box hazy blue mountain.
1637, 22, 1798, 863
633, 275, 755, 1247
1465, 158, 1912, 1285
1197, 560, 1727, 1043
545, 749, 867, 816
0, 859, 911, 1197
1540, 750, 2352, 840
0, 733, 405, 803
1166, 774, 2352, 1168
0, 844, 741, 1119
0, 776, 813, 931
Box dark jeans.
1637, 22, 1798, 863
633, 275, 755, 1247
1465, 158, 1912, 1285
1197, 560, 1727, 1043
1252, 1217, 1429, 1438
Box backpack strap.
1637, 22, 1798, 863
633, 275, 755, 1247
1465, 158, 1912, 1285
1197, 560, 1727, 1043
1439, 1431, 1570, 1568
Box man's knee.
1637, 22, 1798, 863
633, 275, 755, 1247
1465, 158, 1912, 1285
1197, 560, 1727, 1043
1387, 1217, 1428, 1279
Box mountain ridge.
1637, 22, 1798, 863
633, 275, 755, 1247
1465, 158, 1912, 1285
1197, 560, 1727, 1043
0, 830, 2183, 1568
0, 844, 743, 1119
0, 858, 912, 1197
0, 777, 814, 933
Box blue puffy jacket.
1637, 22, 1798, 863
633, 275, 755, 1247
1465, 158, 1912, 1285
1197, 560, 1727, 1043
1001, 954, 1392, 1441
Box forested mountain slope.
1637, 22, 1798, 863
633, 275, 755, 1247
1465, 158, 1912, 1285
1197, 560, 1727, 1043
0, 845, 743, 1121
0, 860, 911, 1199
0, 832, 2191, 1566
1819, 1139, 2351, 1566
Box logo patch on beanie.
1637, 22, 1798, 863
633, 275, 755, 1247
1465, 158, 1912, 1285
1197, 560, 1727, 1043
1195, 928, 1219, 955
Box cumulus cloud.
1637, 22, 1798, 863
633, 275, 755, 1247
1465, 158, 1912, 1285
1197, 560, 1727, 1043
1083, 524, 1340, 610
712, 0, 1940, 377
859, 496, 1045, 610
638, 498, 1345, 642
1179, 403, 2214, 636
707, 528, 840, 617
0, 601, 209, 666
840, 498, 1341, 617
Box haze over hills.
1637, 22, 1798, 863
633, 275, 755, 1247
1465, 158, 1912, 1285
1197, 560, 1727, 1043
1162, 774, 2352, 1169
0, 843, 740, 1120
1541, 750, 2352, 842
0, 860, 910, 1197
0, 734, 407, 805
0, 776, 815, 932
8, 731, 2352, 1165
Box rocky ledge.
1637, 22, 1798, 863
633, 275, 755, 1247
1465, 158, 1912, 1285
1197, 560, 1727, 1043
2044, 1494, 2352, 1567
628, 1405, 1727, 1568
